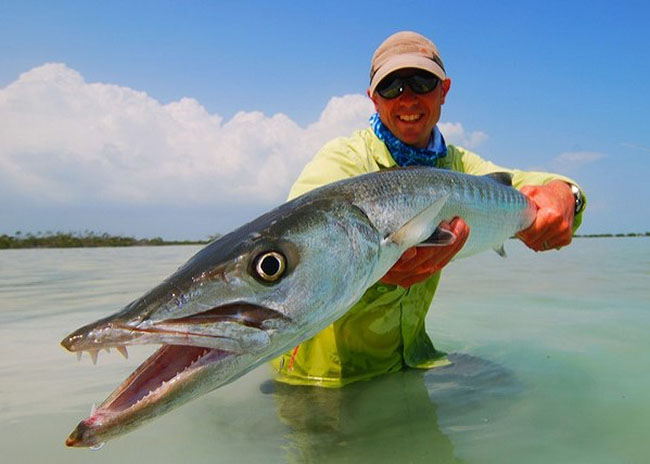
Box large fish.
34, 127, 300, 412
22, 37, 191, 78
61, 167, 536, 448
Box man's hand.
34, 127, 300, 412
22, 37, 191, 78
380, 217, 470, 288
516, 180, 575, 252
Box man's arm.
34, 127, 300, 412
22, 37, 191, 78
516, 180, 576, 251
287, 132, 381, 200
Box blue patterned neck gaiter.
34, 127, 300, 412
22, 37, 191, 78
370, 112, 447, 167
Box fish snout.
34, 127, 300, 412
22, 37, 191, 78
60, 318, 142, 353
64, 423, 88, 447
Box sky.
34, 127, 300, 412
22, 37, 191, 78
1, 0, 649, 240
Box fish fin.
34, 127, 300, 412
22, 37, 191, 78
384, 194, 449, 247
493, 244, 507, 258
418, 226, 457, 246
484, 172, 513, 186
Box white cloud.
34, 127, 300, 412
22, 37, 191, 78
619, 142, 650, 153
0, 63, 487, 210
0, 63, 374, 207
551, 151, 606, 172
438, 122, 488, 148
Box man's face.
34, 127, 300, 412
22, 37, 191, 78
369, 69, 451, 148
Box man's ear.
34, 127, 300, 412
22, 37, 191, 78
367, 88, 380, 111
440, 78, 451, 105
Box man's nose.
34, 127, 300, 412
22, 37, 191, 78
398, 85, 418, 101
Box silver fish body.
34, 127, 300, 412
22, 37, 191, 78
60, 167, 536, 447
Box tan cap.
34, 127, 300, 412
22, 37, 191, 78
369, 31, 446, 96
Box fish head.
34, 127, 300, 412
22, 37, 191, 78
60, 197, 381, 447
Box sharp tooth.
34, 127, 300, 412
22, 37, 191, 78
90, 442, 105, 451
76, 352, 82, 361
89, 349, 99, 365
90, 403, 97, 415
116, 346, 129, 359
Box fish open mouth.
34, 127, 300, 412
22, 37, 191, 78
62, 302, 290, 447
65, 343, 233, 447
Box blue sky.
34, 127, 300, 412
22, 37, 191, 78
1, 1, 649, 239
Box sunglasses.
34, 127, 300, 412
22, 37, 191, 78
376, 72, 440, 99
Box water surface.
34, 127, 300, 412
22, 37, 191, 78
1, 238, 648, 463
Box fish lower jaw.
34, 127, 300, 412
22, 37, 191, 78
66, 344, 232, 448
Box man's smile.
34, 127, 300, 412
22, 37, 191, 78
397, 113, 424, 122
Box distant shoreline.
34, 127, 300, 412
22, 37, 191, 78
574, 232, 650, 238
1, 231, 648, 249
0, 232, 214, 249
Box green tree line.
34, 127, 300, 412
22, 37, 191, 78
0, 231, 215, 249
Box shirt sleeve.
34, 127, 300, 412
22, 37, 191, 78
288, 133, 378, 200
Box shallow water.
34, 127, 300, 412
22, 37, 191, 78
1, 238, 648, 463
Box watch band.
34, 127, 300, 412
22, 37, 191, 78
570, 184, 584, 215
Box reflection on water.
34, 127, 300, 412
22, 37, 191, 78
272, 354, 517, 464
275, 370, 457, 463
426, 353, 519, 408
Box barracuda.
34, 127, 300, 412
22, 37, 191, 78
60, 166, 536, 448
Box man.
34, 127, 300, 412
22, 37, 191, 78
272, 31, 585, 387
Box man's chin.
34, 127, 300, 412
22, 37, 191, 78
391, 124, 430, 147
397, 132, 428, 148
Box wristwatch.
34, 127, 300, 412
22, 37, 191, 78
570, 184, 584, 215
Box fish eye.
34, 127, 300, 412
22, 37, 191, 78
253, 251, 286, 283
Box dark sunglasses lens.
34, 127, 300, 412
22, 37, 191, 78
377, 73, 439, 98
410, 74, 439, 94
377, 78, 403, 99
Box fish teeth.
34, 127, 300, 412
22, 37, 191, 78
122, 348, 210, 414
189, 349, 209, 368
172, 349, 209, 379
90, 442, 105, 451
116, 346, 129, 359
77, 346, 129, 362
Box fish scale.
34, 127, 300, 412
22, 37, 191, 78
321, 167, 535, 258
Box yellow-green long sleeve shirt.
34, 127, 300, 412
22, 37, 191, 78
271, 128, 584, 387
